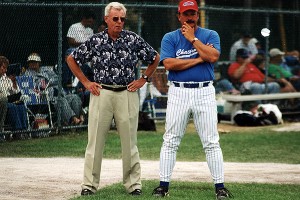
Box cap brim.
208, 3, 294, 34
180, 8, 198, 13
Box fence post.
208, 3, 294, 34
264, 14, 270, 94
56, 6, 63, 133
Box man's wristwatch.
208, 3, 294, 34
142, 74, 149, 82
191, 37, 199, 44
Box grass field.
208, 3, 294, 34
1, 122, 299, 199
70, 181, 300, 200
0, 122, 299, 164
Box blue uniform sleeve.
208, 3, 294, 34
207, 30, 221, 54
160, 33, 176, 64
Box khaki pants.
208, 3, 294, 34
82, 89, 141, 193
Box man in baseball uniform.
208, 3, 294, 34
152, 1, 233, 199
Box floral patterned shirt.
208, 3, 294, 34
71, 29, 157, 85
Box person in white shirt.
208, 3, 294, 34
66, 11, 95, 111
229, 31, 258, 61
67, 10, 96, 48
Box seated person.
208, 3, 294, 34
214, 79, 240, 95
253, 54, 297, 93
268, 48, 300, 91
228, 48, 280, 95
0, 56, 28, 131
214, 62, 240, 95
282, 50, 300, 74
24, 53, 84, 125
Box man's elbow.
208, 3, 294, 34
164, 65, 173, 71
66, 55, 76, 68
163, 61, 173, 71
154, 53, 160, 65
66, 55, 71, 65
210, 56, 219, 63
210, 52, 220, 63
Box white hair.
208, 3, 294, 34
104, 2, 127, 16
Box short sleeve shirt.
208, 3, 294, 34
268, 63, 292, 79
67, 22, 94, 44
160, 27, 220, 82
229, 39, 258, 61
228, 62, 265, 83
71, 29, 157, 85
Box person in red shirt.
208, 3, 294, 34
228, 48, 280, 94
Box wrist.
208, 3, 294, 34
191, 37, 199, 44
141, 74, 150, 82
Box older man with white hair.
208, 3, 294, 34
67, 2, 160, 196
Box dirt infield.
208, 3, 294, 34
0, 158, 299, 200
1, 122, 300, 200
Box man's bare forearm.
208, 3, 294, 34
163, 57, 203, 71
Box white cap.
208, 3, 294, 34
27, 53, 41, 62
269, 48, 285, 57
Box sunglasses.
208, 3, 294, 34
112, 17, 126, 22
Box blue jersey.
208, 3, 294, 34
160, 27, 221, 82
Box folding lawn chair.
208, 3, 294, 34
16, 75, 54, 130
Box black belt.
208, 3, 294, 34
101, 85, 128, 92
173, 81, 211, 88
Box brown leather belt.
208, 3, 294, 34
101, 84, 128, 92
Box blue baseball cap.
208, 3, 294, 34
236, 48, 249, 59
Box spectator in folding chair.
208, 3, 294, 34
24, 53, 84, 125
0, 56, 28, 131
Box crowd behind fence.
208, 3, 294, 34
0, 2, 299, 138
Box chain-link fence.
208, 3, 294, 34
0, 1, 299, 138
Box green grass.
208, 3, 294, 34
0, 123, 299, 164
70, 180, 300, 200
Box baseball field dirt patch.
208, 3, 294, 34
0, 158, 299, 200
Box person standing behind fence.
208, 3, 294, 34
66, 10, 96, 49
62, 10, 96, 92
67, 2, 160, 196
152, 1, 233, 199
229, 31, 258, 61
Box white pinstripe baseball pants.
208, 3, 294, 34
159, 83, 225, 184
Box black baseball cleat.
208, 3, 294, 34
129, 189, 142, 195
152, 186, 169, 197
216, 187, 233, 200
81, 188, 94, 196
